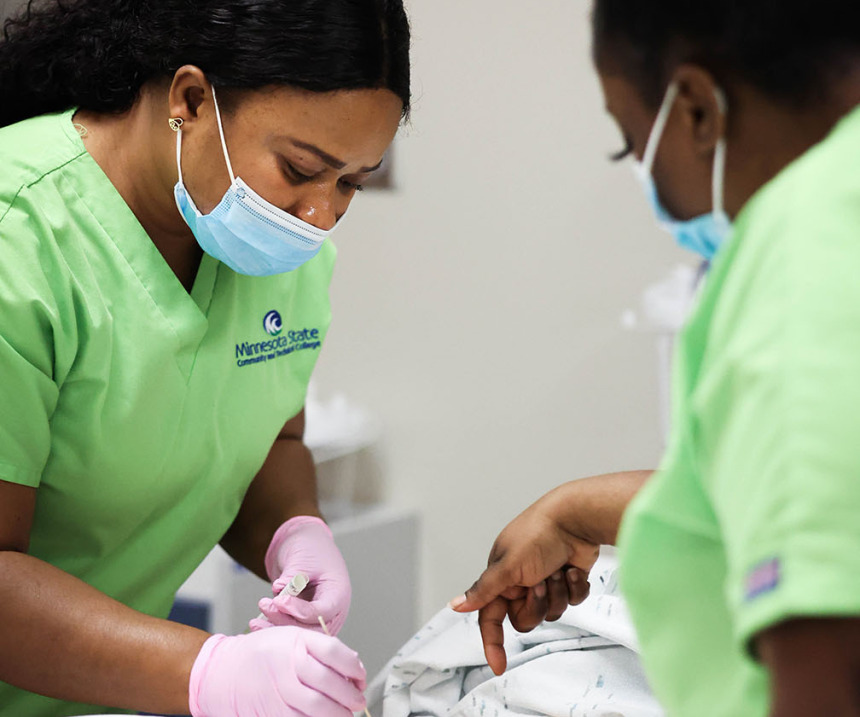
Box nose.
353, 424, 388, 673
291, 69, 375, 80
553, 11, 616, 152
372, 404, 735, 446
290, 189, 339, 232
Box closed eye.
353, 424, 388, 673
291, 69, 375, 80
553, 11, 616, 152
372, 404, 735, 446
281, 159, 318, 184
339, 178, 365, 192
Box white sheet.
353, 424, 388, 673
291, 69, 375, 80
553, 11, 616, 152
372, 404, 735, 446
366, 555, 665, 717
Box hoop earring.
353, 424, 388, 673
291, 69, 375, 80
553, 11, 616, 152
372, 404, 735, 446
168, 117, 184, 132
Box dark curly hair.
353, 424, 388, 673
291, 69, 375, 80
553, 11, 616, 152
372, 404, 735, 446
593, 0, 860, 109
0, 0, 411, 127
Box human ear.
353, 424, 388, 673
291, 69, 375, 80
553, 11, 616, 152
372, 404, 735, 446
669, 64, 728, 159
167, 65, 212, 133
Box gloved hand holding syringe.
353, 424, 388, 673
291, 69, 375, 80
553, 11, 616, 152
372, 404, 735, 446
250, 515, 352, 634
249, 513, 370, 715
251, 570, 374, 717
188, 516, 368, 716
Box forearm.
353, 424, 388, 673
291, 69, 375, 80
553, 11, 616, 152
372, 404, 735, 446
545, 470, 653, 546
760, 618, 860, 717
220, 436, 321, 580
0, 550, 207, 713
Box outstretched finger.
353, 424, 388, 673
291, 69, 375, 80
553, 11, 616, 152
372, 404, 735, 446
477, 596, 510, 676
450, 563, 514, 613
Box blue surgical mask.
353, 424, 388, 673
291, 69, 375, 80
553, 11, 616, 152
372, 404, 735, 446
633, 82, 732, 262
174, 86, 334, 276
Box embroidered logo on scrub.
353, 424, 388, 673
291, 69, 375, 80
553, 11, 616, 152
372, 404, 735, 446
745, 557, 781, 601
235, 310, 321, 368
263, 310, 283, 336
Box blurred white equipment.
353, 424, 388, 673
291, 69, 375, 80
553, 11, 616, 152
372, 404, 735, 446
622, 263, 700, 443
304, 382, 381, 464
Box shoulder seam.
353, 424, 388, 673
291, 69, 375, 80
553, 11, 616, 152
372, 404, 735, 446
0, 150, 89, 227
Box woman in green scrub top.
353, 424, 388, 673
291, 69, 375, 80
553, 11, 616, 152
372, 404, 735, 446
0, 0, 409, 715
452, 2, 860, 716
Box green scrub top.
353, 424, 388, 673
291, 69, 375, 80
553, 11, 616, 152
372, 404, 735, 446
618, 103, 860, 716
0, 110, 336, 716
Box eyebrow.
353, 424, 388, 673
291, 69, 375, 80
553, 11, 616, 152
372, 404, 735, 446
289, 139, 384, 174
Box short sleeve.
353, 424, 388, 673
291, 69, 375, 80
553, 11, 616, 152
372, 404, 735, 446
696, 171, 860, 655
0, 203, 63, 487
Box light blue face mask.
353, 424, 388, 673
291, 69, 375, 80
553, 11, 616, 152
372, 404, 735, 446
633, 82, 732, 262
173, 86, 333, 277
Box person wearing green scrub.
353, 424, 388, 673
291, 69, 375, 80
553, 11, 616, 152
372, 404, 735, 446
0, 0, 410, 715
451, 2, 860, 715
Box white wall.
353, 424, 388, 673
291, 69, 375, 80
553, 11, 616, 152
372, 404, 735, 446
0, 0, 21, 20
314, 0, 692, 620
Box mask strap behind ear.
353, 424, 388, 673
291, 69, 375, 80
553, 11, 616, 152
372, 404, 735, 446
641, 82, 680, 174
712, 136, 727, 216
210, 85, 237, 184
712, 87, 729, 217
175, 127, 184, 183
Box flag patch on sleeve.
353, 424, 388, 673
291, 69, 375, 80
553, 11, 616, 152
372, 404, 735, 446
745, 558, 781, 601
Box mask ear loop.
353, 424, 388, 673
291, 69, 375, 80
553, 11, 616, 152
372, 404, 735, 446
641, 82, 680, 175
711, 88, 729, 219
175, 125, 185, 184
210, 86, 237, 184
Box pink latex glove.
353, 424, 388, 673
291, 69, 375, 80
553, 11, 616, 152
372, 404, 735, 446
249, 516, 351, 635
188, 627, 367, 717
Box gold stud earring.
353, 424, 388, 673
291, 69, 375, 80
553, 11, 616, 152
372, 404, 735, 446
168, 117, 184, 132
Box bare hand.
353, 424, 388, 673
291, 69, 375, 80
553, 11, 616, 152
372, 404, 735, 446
449, 499, 599, 675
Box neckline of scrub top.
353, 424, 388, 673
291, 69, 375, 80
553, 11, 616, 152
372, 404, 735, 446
57, 109, 219, 379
